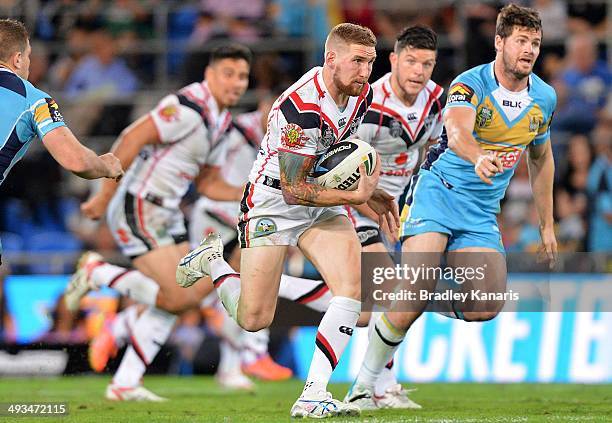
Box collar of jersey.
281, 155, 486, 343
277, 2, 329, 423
487, 61, 535, 128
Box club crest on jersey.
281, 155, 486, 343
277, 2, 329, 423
321, 127, 335, 148
528, 116, 540, 132
281, 123, 308, 150
348, 118, 360, 135
476, 107, 493, 128
159, 105, 179, 122
254, 218, 277, 237
389, 119, 403, 138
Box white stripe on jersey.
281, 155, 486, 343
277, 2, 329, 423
121, 82, 232, 209
354, 73, 444, 198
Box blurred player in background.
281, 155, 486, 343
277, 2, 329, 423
0, 18, 122, 266
64, 44, 251, 401
346, 3, 557, 406
190, 94, 293, 388
177, 23, 400, 418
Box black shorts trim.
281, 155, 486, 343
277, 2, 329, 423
356, 225, 382, 247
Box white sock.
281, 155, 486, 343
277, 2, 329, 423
278, 274, 332, 313
218, 339, 242, 375
90, 263, 159, 306
214, 302, 244, 350
241, 329, 269, 365
355, 313, 406, 389
210, 258, 241, 319
112, 307, 177, 387
367, 311, 398, 395
303, 296, 360, 395
110, 305, 139, 348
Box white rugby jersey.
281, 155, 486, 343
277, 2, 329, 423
249, 67, 373, 186
355, 73, 443, 198
121, 82, 232, 209
198, 111, 263, 224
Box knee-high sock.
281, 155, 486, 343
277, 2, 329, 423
112, 307, 177, 387
355, 313, 406, 389
278, 274, 332, 313
303, 296, 360, 395
90, 263, 159, 306
367, 311, 399, 395
110, 305, 140, 348
218, 339, 243, 376
241, 329, 269, 364
210, 258, 241, 320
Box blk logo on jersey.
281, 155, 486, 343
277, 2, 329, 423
502, 100, 522, 108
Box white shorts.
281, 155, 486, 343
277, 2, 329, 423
237, 182, 347, 248
107, 189, 187, 259
345, 206, 383, 247
189, 198, 238, 249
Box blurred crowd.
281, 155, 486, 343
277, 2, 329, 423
0, 1, 608, 269
0, 1, 609, 374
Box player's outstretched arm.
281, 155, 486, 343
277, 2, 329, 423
444, 107, 503, 185
527, 140, 557, 267
42, 126, 123, 180
196, 165, 244, 201
278, 150, 377, 206
81, 114, 159, 219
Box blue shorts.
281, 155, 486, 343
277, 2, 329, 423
400, 170, 505, 253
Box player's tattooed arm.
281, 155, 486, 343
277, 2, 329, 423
279, 151, 365, 206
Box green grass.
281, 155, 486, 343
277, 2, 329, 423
0, 376, 610, 422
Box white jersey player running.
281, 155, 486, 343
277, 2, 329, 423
177, 24, 400, 418
63, 45, 252, 400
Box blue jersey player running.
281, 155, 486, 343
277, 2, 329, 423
0, 19, 123, 265
346, 4, 557, 405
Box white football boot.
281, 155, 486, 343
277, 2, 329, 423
343, 383, 377, 411
374, 384, 422, 409
105, 384, 167, 402
215, 370, 255, 391
291, 390, 360, 419
64, 251, 104, 312
176, 233, 224, 288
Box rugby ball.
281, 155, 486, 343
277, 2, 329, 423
312, 139, 377, 191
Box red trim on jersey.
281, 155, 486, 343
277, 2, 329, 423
277, 148, 316, 158
370, 103, 414, 137
288, 92, 337, 135
414, 84, 443, 138
338, 84, 370, 140
313, 71, 325, 98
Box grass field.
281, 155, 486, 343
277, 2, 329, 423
0, 376, 610, 422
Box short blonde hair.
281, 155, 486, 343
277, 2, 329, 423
325, 23, 376, 53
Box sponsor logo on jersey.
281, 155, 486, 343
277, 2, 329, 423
45, 98, 64, 123
357, 228, 379, 244
494, 148, 522, 168
159, 105, 179, 122
254, 218, 277, 237
389, 119, 403, 138
502, 99, 522, 108
281, 123, 308, 150
339, 326, 354, 336
447, 83, 474, 104
476, 106, 493, 128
